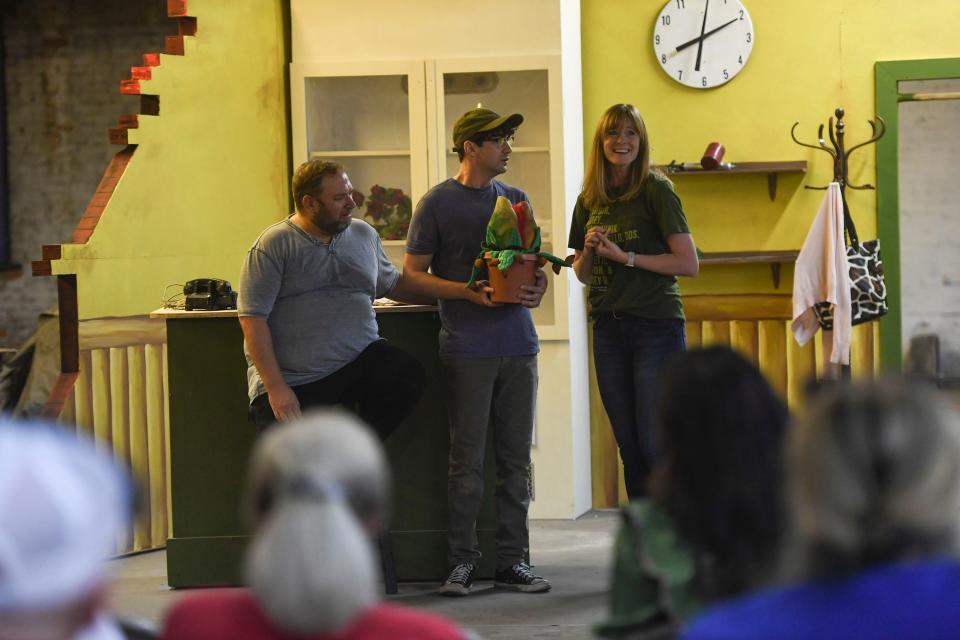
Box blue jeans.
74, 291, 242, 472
592, 314, 685, 499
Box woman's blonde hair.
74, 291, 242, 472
582, 103, 652, 210
243, 409, 389, 635
788, 378, 960, 578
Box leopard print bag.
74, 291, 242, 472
813, 239, 888, 330
812, 193, 888, 331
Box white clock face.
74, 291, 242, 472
653, 0, 754, 89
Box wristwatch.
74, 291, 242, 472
624, 251, 636, 268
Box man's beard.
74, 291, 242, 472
327, 217, 351, 235
312, 208, 352, 236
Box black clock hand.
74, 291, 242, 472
675, 17, 738, 53
694, 0, 710, 72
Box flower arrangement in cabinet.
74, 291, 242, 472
355, 185, 412, 241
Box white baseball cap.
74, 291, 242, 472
0, 418, 133, 612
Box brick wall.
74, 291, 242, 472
1, 0, 171, 347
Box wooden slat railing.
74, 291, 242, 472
57, 317, 170, 553
591, 293, 878, 507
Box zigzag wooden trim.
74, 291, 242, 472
34, 0, 198, 421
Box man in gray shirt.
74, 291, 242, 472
239, 159, 489, 437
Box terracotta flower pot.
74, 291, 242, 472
485, 252, 537, 304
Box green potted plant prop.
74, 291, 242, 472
466, 196, 570, 303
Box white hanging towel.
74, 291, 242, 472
791, 182, 852, 364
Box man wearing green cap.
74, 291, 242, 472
403, 107, 551, 596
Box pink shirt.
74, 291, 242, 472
162, 590, 465, 640
792, 183, 852, 364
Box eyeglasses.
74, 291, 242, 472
481, 133, 515, 148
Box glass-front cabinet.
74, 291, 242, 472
432, 58, 561, 332
290, 61, 429, 247
291, 56, 567, 338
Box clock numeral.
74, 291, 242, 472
701, 76, 707, 87
675, 0, 685, 8
739, 9, 744, 19
655, 34, 661, 45
661, 54, 667, 64
677, 70, 683, 81
661, 15, 671, 26
723, 69, 729, 80
738, 55, 743, 65
746, 32, 752, 43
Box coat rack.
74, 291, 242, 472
790, 107, 886, 193
789, 108, 886, 379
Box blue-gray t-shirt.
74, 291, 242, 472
238, 217, 399, 402
406, 178, 539, 359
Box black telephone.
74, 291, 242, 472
184, 278, 238, 311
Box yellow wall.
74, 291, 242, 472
51, 0, 289, 319
582, 0, 960, 506
292, 0, 560, 61
581, 0, 960, 295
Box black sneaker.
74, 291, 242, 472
494, 562, 551, 593
437, 562, 475, 596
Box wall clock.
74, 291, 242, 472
653, 0, 754, 89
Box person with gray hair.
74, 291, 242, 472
161, 408, 468, 639
684, 378, 960, 640
0, 417, 133, 640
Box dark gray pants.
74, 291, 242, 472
442, 355, 537, 571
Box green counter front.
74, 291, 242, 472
153, 306, 498, 588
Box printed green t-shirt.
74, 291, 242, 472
568, 173, 690, 319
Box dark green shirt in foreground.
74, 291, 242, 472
568, 173, 690, 320
596, 500, 701, 638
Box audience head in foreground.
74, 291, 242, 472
684, 377, 960, 640
653, 345, 789, 596
245, 406, 388, 632
789, 376, 960, 575
599, 346, 789, 638
162, 408, 466, 640
0, 418, 133, 640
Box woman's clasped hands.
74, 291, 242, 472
584, 226, 626, 263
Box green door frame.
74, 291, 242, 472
875, 57, 960, 371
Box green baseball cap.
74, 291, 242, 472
452, 107, 524, 150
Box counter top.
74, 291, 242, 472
150, 301, 438, 319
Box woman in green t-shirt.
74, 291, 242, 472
568, 103, 698, 499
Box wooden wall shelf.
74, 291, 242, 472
655, 161, 807, 200
700, 250, 799, 288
